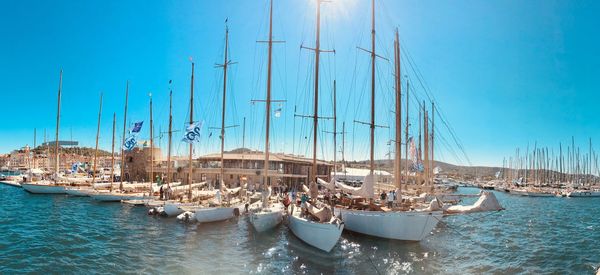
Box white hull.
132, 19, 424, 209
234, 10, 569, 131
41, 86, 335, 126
335, 208, 442, 241
21, 183, 66, 194
163, 202, 201, 217
249, 204, 284, 232
568, 191, 600, 197
65, 188, 96, 197
0, 180, 21, 187
195, 206, 240, 223
287, 207, 344, 252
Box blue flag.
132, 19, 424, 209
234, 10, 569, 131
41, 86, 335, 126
130, 121, 144, 134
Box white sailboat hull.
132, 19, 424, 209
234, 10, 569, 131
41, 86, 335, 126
163, 202, 201, 217
335, 208, 442, 241
287, 208, 344, 252
249, 204, 284, 232
567, 191, 600, 197
0, 180, 21, 187
21, 183, 66, 194
65, 188, 96, 197
194, 206, 239, 223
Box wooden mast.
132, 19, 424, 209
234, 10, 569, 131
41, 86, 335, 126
393, 29, 401, 190
120, 81, 129, 191
33, 128, 36, 173
369, 0, 376, 175
45, 129, 49, 172
341, 121, 346, 176
333, 80, 337, 180
404, 79, 409, 185
54, 69, 62, 185
264, 0, 274, 195
110, 113, 116, 192
219, 23, 231, 190
188, 62, 195, 200
431, 102, 435, 185
92, 93, 103, 185
149, 92, 154, 193
311, 0, 322, 183
167, 88, 173, 186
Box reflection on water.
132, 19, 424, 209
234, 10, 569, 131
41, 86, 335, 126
1, 185, 599, 274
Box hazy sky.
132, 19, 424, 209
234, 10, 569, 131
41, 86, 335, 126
1, 0, 599, 167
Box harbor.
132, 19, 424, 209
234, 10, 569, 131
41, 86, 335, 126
1, 183, 599, 274
2, 0, 600, 274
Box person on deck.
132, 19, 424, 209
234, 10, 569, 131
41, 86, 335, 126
387, 190, 394, 208
300, 193, 308, 213
159, 185, 164, 200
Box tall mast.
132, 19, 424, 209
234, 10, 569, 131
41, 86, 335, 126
264, 0, 274, 194
120, 81, 129, 191
242, 117, 246, 169
167, 88, 173, 185
431, 102, 435, 182
311, 0, 322, 182
54, 69, 62, 184
33, 128, 36, 170
188, 62, 195, 200
149, 93, 154, 193
405, 79, 409, 185
333, 79, 337, 180
44, 129, 49, 172
423, 105, 430, 188
393, 29, 401, 190
369, 0, 376, 174
219, 23, 231, 190
341, 121, 346, 174
92, 93, 103, 185
110, 112, 116, 192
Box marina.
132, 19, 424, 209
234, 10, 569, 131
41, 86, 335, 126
2, 0, 600, 273
1, 184, 599, 274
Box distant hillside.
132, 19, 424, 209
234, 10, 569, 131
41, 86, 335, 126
346, 159, 502, 180
30, 146, 112, 157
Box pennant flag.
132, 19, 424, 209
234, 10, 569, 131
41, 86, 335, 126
182, 122, 203, 143
124, 135, 137, 151
130, 121, 144, 134
274, 108, 282, 118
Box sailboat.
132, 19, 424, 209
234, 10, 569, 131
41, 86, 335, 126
333, 2, 442, 241
193, 23, 245, 224
287, 0, 344, 252
164, 61, 214, 217
91, 83, 155, 202
249, 0, 285, 232
66, 93, 104, 197
22, 70, 69, 194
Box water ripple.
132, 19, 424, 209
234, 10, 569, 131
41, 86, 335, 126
1, 185, 599, 274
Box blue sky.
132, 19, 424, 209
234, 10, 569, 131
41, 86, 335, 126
1, 0, 599, 167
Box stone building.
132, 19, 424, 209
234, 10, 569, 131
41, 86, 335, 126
151, 150, 332, 189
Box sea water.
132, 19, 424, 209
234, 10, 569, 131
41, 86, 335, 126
1, 184, 599, 274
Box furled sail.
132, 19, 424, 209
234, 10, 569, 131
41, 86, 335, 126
334, 174, 375, 199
